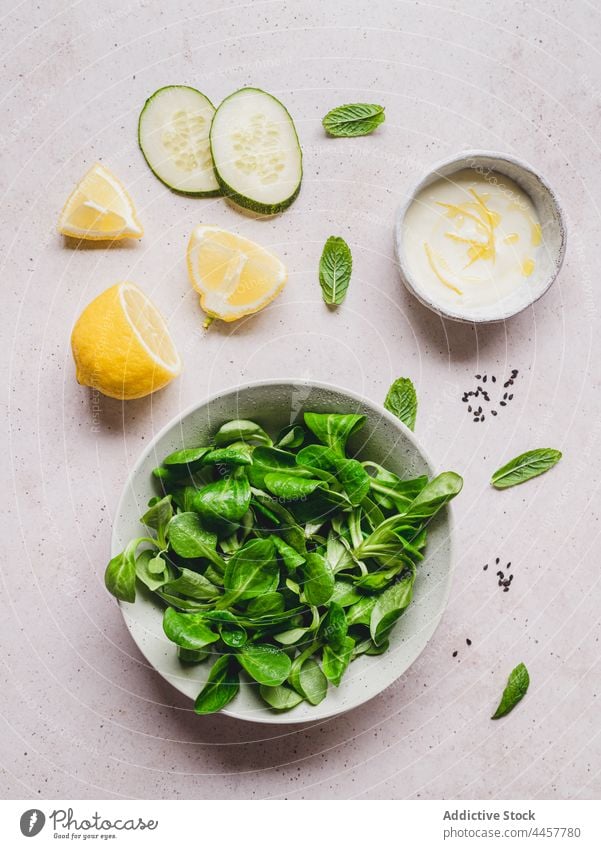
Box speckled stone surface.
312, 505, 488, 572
2, 0, 600, 800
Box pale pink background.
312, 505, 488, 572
2, 0, 600, 799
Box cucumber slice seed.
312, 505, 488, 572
138, 85, 221, 196
210, 87, 302, 215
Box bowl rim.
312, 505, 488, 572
394, 148, 568, 324
112, 378, 456, 723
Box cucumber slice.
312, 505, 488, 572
138, 85, 221, 196
210, 87, 302, 214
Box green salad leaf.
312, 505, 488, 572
222, 538, 279, 603
238, 643, 292, 686
304, 412, 365, 457
105, 411, 462, 715
106, 537, 151, 603
163, 608, 220, 651
322, 636, 355, 686
194, 655, 240, 715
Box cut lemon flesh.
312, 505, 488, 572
58, 163, 143, 240
71, 282, 181, 400
187, 225, 287, 321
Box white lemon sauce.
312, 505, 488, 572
403, 169, 547, 316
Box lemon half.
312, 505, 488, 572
71, 282, 181, 400
187, 225, 287, 322
58, 163, 143, 241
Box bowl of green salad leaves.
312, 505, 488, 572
108, 380, 462, 723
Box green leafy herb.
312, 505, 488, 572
163, 446, 210, 469
322, 103, 385, 137
247, 592, 286, 617
238, 644, 292, 686
190, 467, 251, 531
248, 446, 312, 489
491, 449, 562, 490
214, 419, 272, 447
106, 411, 462, 714
319, 236, 352, 305
402, 472, 463, 521
369, 570, 415, 645
105, 537, 150, 602
491, 662, 530, 719
264, 472, 325, 501
167, 513, 222, 565
162, 568, 221, 601
292, 657, 328, 705
203, 443, 254, 466
135, 550, 172, 592
384, 377, 418, 431
259, 683, 304, 710
178, 646, 209, 664
163, 608, 220, 651
222, 538, 279, 603
300, 552, 335, 605
320, 601, 348, 648
275, 425, 305, 450
194, 655, 240, 715
322, 636, 355, 686
304, 412, 365, 457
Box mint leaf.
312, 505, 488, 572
384, 377, 418, 430
491, 662, 530, 719
491, 449, 562, 489
319, 236, 352, 305
322, 103, 385, 137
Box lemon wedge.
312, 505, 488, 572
71, 282, 181, 399
58, 163, 143, 240
187, 225, 287, 322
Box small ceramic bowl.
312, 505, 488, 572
394, 150, 567, 323
112, 380, 455, 724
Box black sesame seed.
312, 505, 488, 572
500, 401, 506, 406
483, 375, 487, 383
475, 374, 481, 379
503, 392, 508, 399
452, 650, 458, 657
508, 394, 514, 400
492, 376, 496, 383
496, 557, 500, 564
483, 564, 488, 571
503, 586, 509, 592
481, 415, 485, 421
491, 410, 498, 416
466, 638, 472, 646
468, 405, 472, 412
